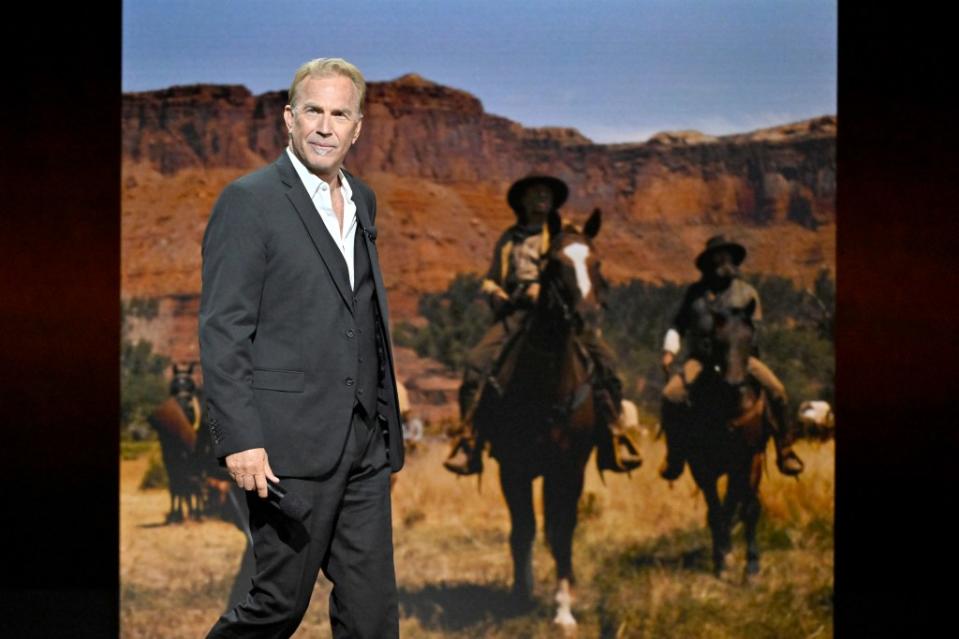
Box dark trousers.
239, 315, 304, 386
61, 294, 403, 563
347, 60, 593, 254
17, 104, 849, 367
207, 408, 398, 639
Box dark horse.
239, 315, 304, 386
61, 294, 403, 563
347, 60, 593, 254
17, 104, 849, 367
474, 208, 606, 628
148, 363, 205, 522
680, 299, 772, 580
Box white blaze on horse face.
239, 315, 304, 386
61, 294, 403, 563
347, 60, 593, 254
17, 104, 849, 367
562, 243, 592, 300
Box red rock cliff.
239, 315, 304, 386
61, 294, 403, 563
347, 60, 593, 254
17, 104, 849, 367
122, 74, 835, 364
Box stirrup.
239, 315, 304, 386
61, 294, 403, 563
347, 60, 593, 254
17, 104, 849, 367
443, 438, 483, 476
599, 432, 642, 473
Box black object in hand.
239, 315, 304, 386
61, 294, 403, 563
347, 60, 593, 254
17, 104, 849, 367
266, 481, 312, 522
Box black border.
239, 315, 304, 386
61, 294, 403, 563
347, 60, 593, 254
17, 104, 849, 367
835, 4, 959, 636
1, 3, 955, 636
0, 2, 120, 636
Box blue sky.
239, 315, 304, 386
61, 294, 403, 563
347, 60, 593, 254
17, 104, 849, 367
123, 0, 836, 143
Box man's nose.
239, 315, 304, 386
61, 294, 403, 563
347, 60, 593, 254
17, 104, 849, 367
315, 113, 333, 135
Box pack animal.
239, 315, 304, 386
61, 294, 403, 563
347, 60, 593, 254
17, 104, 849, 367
148, 363, 204, 522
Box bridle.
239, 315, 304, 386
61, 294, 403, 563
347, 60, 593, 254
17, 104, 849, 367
540, 235, 597, 336
536, 234, 599, 418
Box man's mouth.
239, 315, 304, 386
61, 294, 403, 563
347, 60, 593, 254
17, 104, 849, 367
309, 142, 336, 156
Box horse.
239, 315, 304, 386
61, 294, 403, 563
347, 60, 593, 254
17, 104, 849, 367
678, 299, 772, 579
149, 362, 242, 523
474, 207, 607, 628
148, 363, 204, 522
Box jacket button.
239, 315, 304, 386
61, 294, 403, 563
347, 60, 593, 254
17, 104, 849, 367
346, 329, 355, 338
345, 377, 354, 386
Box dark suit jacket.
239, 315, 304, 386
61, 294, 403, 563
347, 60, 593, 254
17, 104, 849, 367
199, 151, 405, 477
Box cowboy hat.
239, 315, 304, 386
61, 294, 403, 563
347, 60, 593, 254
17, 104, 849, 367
507, 175, 568, 216
695, 235, 747, 271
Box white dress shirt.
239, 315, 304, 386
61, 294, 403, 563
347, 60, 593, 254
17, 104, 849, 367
286, 147, 359, 290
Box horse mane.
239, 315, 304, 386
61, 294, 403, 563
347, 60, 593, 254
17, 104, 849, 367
552, 222, 584, 241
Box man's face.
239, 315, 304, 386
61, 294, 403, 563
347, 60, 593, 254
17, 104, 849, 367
708, 249, 738, 280
283, 74, 363, 180
521, 183, 554, 223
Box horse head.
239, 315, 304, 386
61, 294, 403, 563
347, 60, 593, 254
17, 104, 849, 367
709, 298, 757, 387
540, 208, 605, 334
169, 362, 198, 400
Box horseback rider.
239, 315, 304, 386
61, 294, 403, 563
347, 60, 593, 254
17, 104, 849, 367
658, 235, 805, 480
443, 174, 642, 475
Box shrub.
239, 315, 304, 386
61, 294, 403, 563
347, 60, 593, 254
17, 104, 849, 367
121, 298, 169, 438
393, 273, 491, 371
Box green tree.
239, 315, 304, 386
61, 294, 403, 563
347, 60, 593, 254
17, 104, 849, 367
120, 298, 169, 438
393, 273, 492, 371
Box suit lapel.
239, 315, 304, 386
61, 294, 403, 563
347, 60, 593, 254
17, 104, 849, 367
274, 153, 354, 314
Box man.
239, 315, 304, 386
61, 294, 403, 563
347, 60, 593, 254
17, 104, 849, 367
200, 58, 403, 639
443, 175, 642, 476
658, 235, 805, 480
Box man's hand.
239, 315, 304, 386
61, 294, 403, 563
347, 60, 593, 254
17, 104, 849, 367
525, 282, 541, 303
489, 288, 510, 316
661, 351, 675, 373
225, 447, 280, 498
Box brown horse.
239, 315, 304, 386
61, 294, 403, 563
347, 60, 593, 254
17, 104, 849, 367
474, 208, 606, 628
678, 299, 772, 579
148, 363, 204, 522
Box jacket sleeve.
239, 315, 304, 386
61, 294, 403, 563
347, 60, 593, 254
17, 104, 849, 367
663, 284, 697, 354
480, 230, 510, 299
198, 182, 269, 459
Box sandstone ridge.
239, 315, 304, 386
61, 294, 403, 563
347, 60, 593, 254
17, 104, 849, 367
122, 76, 835, 366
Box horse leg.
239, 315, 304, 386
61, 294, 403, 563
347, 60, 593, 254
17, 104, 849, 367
698, 475, 729, 577
742, 454, 765, 579
499, 465, 536, 601
543, 466, 585, 628
184, 487, 194, 520
167, 491, 182, 523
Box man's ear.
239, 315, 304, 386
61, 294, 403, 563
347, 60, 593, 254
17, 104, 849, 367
547, 209, 562, 238
352, 117, 363, 144
283, 105, 295, 134
584, 208, 602, 239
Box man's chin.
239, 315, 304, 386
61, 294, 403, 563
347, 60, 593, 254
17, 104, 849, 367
305, 158, 338, 176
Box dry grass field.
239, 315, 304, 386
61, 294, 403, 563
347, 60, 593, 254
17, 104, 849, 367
121, 434, 833, 638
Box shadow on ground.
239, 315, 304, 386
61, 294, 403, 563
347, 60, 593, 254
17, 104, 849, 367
399, 582, 540, 632
605, 526, 715, 574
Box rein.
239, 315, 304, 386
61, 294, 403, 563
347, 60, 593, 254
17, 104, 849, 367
538, 250, 596, 422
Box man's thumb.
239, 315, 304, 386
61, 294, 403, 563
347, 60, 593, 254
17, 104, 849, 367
264, 456, 280, 483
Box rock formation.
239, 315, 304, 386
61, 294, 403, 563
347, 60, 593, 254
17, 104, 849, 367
122, 74, 836, 405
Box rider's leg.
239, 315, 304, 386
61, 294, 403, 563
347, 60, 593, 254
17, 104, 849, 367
659, 358, 702, 480
582, 331, 642, 472
444, 322, 509, 475
746, 357, 804, 476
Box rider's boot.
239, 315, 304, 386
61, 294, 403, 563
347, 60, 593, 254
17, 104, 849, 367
594, 381, 642, 473
768, 394, 804, 476
445, 370, 486, 476
443, 430, 484, 476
